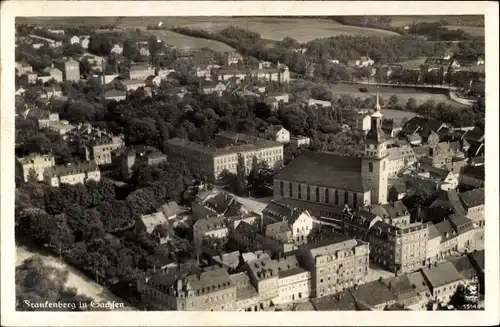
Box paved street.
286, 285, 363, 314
16, 246, 137, 311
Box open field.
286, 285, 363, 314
17, 17, 400, 42
380, 109, 418, 124
148, 30, 234, 51
170, 17, 400, 42
444, 25, 484, 37
389, 15, 484, 27
329, 83, 466, 107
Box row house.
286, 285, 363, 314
262, 201, 314, 245
139, 266, 237, 311
193, 216, 229, 247
19, 153, 56, 182
299, 235, 370, 298
341, 207, 429, 274
386, 146, 417, 177
43, 161, 101, 187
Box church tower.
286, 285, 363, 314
362, 88, 389, 205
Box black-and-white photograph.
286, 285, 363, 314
2, 1, 498, 325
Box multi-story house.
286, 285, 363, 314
347, 56, 375, 68
307, 99, 332, 109
342, 209, 428, 274
55, 58, 80, 82
299, 235, 370, 298
43, 161, 101, 187
117, 79, 147, 92
19, 154, 56, 182
244, 256, 279, 309
421, 261, 465, 306
193, 216, 229, 247
139, 266, 237, 311
289, 136, 311, 149
201, 81, 227, 96
459, 188, 485, 228
81, 133, 125, 165
262, 201, 313, 245
403, 164, 459, 192
263, 125, 290, 143
229, 272, 261, 311
165, 134, 284, 182
275, 255, 311, 305
15, 62, 33, 75
387, 146, 417, 177
136, 211, 171, 244
69, 35, 80, 44
129, 63, 155, 80
42, 66, 63, 83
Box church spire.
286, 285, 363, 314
375, 86, 381, 111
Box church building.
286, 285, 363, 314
273, 90, 389, 210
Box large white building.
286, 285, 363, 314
165, 132, 284, 182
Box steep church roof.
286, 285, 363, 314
275, 151, 370, 193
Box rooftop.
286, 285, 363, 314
421, 261, 464, 288
459, 188, 485, 208
350, 279, 396, 308
43, 161, 99, 178
166, 136, 282, 157
312, 290, 358, 311
275, 151, 370, 193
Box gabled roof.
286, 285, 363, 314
158, 201, 183, 218
450, 255, 479, 280
139, 211, 168, 234
275, 151, 370, 193
422, 261, 464, 288
312, 290, 358, 311
350, 279, 396, 308
459, 188, 484, 208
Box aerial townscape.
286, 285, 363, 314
14, 15, 486, 312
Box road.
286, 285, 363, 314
355, 81, 462, 91
16, 246, 137, 311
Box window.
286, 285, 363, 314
280, 181, 284, 197
353, 194, 358, 208
289, 183, 293, 197
334, 190, 339, 205
306, 185, 311, 200
325, 189, 329, 203
298, 184, 302, 199
316, 187, 320, 202
383, 161, 386, 171
344, 192, 349, 206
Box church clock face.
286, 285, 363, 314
369, 144, 375, 149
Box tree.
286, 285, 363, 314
235, 154, 248, 196
16, 256, 96, 311
405, 97, 418, 112
44, 188, 69, 215
388, 95, 399, 107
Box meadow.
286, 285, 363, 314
328, 83, 466, 107
17, 17, 401, 42
148, 30, 235, 51
389, 15, 484, 27
169, 17, 400, 42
